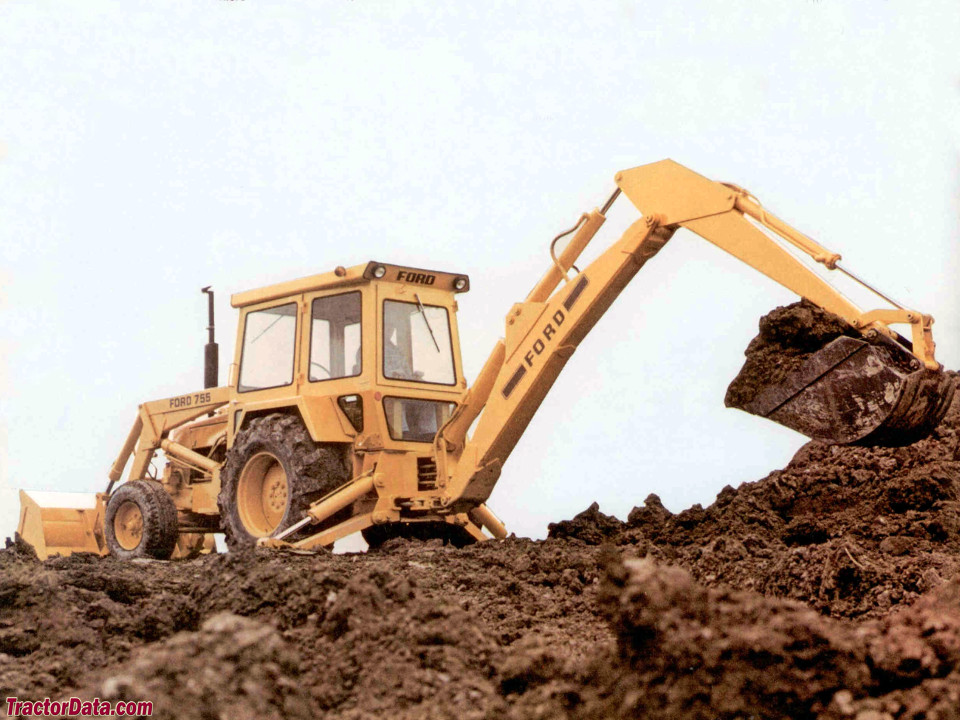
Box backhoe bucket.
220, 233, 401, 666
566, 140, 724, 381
735, 336, 955, 446
17, 490, 109, 560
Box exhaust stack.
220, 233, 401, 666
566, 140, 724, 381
202, 286, 219, 389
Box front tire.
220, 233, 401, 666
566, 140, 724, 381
218, 414, 351, 550
104, 480, 179, 560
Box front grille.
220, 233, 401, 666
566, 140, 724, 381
417, 457, 438, 491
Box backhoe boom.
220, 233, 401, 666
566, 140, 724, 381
438, 160, 943, 510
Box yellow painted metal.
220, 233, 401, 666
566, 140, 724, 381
17, 491, 108, 559
733, 193, 841, 269
460, 520, 487, 543
160, 439, 221, 474
526, 209, 606, 303
112, 500, 144, 551
291, 511, 376, 551
231, 262, 368, 308
615, 159, 938, 368
435, 159, 943, 516
857, 308, 939, 370
171, 533, 216, 559
231, 261, 469, 309
237, 451, 289, 537
305, 472, 376, 526
615, 159, 735, 226
470, 503, 507, 539
682, 211, 863, 324
111, 386, 231, 486
109, 415, 144, 483
436, 340, 506, 454
445, 219, 675, 507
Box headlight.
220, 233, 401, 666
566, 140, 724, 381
372, 264, 387, 278
453, 277, 467, 291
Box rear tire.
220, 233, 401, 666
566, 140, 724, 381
105, 480, 179, 560
218, 414, 351, 550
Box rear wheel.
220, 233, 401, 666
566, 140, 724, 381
218, 414, 351, 550
105, 480, 179, 560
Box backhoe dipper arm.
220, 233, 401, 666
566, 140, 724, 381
437, 159, 940, 511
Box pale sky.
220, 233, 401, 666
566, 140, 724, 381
2, 1, 958, 546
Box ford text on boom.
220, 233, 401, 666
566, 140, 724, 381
169, 392, 212, 409
523, 310, 566, 367
396, 271, 435, 285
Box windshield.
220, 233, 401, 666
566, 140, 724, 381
382, 299, 455, 385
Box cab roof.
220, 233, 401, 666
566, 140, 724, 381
231, 261, 470, 309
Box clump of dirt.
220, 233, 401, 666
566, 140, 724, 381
547, 502, 625, 545
78, 613, 314, 720
578, 556, 870, 719
507, 555, 960, 720
725, 299, 861, 408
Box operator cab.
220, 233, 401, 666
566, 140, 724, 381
229, 261, 470, 447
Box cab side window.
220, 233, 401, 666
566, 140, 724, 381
238, 303, 297, 392
310, 292, 362, 381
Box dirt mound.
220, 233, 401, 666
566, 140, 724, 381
78, 613, 314, 720
507, 555, 960, 720
547, 502, 625, 545
612, 377, 960, 618
581, 556, 870, 719
0, 538, 611, 719
0, 548, 200, 699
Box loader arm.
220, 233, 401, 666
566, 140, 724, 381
107, 386, 231, 491
436, 159, 943, 510
19, 387, 231, 559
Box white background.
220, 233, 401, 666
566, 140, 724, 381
2, 1, 958, 546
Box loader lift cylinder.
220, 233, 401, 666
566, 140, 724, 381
202, 286, 219, 389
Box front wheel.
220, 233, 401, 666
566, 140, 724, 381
104, 480, 179, 560
218, 414, 351, 550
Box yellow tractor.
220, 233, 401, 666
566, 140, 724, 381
17, 160, 955, 559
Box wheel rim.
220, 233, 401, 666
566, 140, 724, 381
237, 451, 289, 537
114, 500, 144, 550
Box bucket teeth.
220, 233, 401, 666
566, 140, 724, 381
733, 336, 955, 447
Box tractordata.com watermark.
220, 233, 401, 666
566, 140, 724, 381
6, 697, 153, 717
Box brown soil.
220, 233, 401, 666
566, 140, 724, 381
3, 306, 960, 719
724, 299, 916, 410
725, 299, 859, 408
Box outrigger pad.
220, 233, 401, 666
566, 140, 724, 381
732, 335, 955, 446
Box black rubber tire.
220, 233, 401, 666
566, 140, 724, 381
218, 413, 351, 551
104, 480, 179, 560
362, 522, 477, 549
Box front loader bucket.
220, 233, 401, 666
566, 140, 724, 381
17, 490, 109, 560
734, 336, 955, 447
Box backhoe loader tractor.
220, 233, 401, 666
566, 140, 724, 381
17, 159, 955, 560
